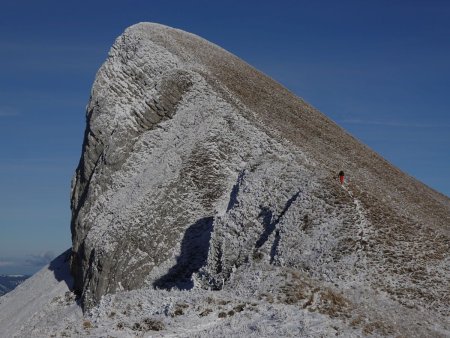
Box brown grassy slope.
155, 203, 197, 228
133, 23, 450, 313
147, 24, 450, 227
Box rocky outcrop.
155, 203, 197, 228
71, 23, 450, 337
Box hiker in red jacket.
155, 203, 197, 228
338, 170, 345, 185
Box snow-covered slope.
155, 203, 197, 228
1, 22, 448, 337
0, 251, 82, 337
1, 256, 448, 337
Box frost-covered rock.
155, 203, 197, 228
68, 22, 450, 336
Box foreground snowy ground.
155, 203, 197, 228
1, 250, 448, 337
0, 251, 82, 338
0, 251, 357, 337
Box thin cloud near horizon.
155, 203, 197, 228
341, 118, 450, 128
0, 251, 55, 268
0, 260, 15, 267
25, 251, 55, 267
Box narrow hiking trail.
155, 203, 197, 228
342, 184, 372, 268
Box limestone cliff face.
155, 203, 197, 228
71, 21, 450, 324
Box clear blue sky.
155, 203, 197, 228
1, 0, 449, 274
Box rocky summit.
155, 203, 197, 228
68, 22, 450, 334
1, 23, 448, 337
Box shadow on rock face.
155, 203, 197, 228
253, 190, 300, 264
48, 249, 74, 290
153, 217, 214, 290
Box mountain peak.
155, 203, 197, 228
61, 22, 450, 335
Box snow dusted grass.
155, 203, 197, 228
1, 247, 449, 337
75, 284, 358, 337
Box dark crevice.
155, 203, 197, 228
153, 217, 214, 290
255, 207, 274, 248
255, 191, 301, 260
278, 191, 301, 221
226, 170, 245, 212
270, 230, 281, 264
216, 243, 223, 274
78, 247, 96, 309
73, 147, 104, 216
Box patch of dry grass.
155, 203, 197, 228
278, 270, 352, 318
